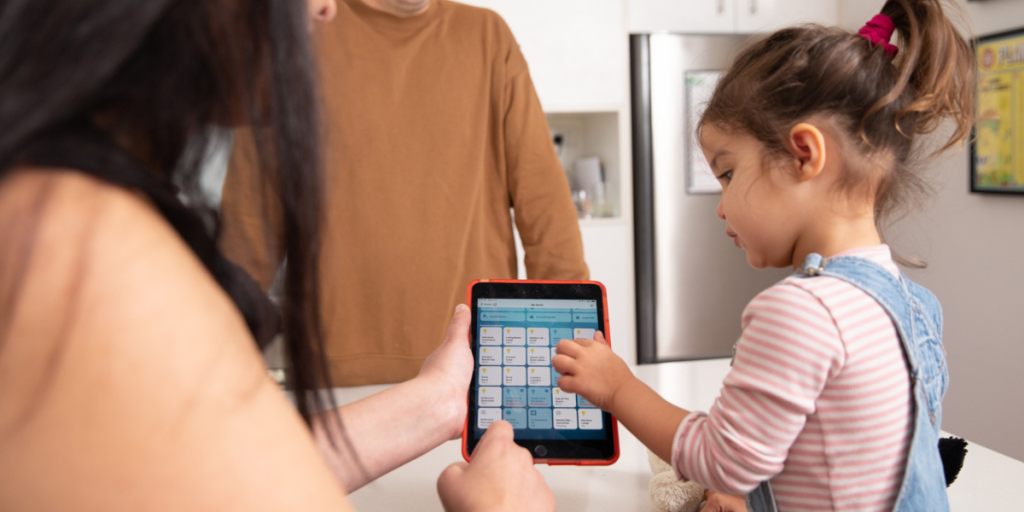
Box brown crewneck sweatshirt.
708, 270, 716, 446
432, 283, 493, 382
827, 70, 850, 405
219, 0, 588, 386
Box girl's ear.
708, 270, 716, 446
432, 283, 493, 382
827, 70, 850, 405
788, 123, 826, 182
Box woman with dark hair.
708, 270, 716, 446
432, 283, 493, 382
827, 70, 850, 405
0, 0, 552, 510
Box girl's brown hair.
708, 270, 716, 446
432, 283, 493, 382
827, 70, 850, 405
701, 0, 975, 228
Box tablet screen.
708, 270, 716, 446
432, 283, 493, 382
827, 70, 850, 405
473, 298, 604, 439
466, 281, 617, 463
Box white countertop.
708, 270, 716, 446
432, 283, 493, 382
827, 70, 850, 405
335, 359, 1024, 511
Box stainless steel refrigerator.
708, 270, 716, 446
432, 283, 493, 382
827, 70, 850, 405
631, 33, 789, 363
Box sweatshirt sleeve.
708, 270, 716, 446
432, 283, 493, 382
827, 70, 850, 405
671, 283, 846, 494
500, 35, 589, 281
217, 128, 285, 292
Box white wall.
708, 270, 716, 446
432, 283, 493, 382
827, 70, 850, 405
841, 0, 1024, 462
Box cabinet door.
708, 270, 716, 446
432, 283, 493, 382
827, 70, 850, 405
460, 0, 627, 111
735, 0, 837, 33
627, 0, 735, 34
579, 222, 636, 365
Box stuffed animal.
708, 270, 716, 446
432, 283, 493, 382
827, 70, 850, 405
939, 436, 968, 486
648, 449, 705, 512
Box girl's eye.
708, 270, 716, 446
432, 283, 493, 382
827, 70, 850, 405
716, 170, 733, 183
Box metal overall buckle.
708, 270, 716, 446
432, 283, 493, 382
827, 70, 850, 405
800, 257, 827, 277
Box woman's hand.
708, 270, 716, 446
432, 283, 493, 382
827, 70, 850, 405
437, 421, 555, 512
417, 304, 475, 439
702, 489, 749, 512
313, 305, 476, 491
552, 332, 638, 412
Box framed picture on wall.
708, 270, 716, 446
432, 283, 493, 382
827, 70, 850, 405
972, 28, 1024, 194
685, 70, 724, 194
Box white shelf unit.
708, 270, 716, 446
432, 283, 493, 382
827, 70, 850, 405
547, 111, 625, 221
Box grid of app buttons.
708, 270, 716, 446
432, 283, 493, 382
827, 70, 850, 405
476, 301, 603, 436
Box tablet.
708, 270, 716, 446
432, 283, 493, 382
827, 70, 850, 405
462, 280, 620, 466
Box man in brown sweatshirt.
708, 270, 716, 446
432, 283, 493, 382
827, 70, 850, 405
219, 0, 588, 386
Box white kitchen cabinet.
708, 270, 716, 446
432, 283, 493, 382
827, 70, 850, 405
579, 221, 637, 365
735, 0, 837, 33
628, 0, 837, 34
459, 0, 628, 111
629, 0, 735, 34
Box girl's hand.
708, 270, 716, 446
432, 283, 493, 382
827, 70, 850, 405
552, 332, 637, 412
702, 489, 749, 512
437, 421, 555, 512
556, 332, 687, 464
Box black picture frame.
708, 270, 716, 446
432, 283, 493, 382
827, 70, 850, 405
971, 27, 1024, 195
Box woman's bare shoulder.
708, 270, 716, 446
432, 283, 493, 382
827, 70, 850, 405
0, 168, 190, 291
0, 167, 249, 375
0, 168, 350, 511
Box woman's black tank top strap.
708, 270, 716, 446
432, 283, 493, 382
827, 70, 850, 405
8, 123, 281, 350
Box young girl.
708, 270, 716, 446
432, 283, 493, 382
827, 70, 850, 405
552, 1, 973, 511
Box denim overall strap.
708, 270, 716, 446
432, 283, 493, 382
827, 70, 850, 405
745, 481, 778, 512
796, 253, 949, 512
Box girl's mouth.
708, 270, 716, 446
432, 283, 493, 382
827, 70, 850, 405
727, 230, 740, 248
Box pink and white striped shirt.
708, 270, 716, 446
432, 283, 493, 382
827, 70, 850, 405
672, 245, 912, 512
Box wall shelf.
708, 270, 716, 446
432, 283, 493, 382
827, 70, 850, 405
546, 111, 626, 221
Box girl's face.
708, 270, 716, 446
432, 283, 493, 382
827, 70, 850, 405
700, 124, 811, 269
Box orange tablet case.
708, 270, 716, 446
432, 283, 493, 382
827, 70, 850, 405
461, 279, 620, 466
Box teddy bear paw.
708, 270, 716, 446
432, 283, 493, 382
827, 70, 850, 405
649, 471, 704, 512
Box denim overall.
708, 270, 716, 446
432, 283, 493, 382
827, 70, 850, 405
745, 253, 950, 512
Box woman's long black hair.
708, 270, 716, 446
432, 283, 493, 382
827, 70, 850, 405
0, 0, 337, 426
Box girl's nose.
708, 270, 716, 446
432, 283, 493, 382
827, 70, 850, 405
716, 197, 726, 220
310, 0, 337, 23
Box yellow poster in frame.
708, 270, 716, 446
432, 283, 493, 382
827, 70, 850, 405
973, 29, 1024, 193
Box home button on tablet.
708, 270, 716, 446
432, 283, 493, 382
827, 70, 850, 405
534, 445, 548, 457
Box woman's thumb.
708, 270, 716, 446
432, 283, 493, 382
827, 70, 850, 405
444, 304, 471, 344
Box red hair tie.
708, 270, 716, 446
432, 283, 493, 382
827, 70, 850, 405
858, 14, 899, 59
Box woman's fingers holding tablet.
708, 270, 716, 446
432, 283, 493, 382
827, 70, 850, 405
473, 422, 533, 470
474, 419, 516, 452
418, 304, 475, 439
438, 460, 470, 482
438, 421, 555, 512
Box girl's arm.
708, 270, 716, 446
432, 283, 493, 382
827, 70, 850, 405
552, 333, 688, 463
555, 284, 845, 495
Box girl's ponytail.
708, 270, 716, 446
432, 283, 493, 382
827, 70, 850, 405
870, 0, 975, 152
